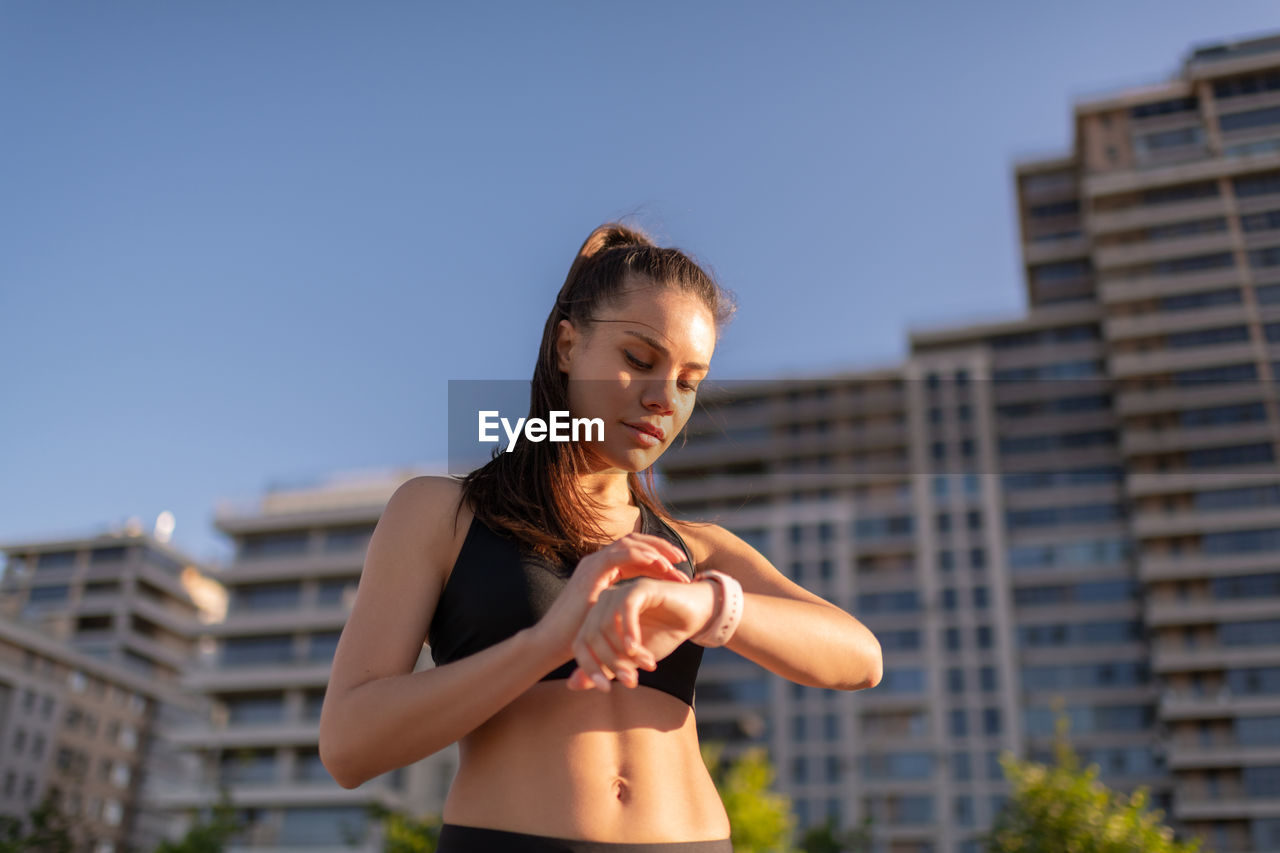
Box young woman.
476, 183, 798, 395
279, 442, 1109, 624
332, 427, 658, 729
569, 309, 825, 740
319, 223, 883, 852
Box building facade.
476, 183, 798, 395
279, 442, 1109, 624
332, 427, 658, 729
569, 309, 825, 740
156, 470, 453, 851
657, 31, 1280, 853
0, 523, 217, 852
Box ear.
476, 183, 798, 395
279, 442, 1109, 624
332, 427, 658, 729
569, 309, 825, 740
554, 319, 577, 373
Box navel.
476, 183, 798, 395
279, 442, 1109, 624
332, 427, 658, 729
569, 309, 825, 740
611, 775, 631, 803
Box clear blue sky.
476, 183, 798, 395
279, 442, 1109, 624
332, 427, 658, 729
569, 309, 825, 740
3, 1, 1278, 567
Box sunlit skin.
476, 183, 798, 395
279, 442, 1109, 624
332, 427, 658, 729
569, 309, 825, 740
552, 279, 722, 691
554, 279, 716, 505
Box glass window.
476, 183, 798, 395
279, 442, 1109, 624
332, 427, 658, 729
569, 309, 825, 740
220, 749, 276, 785
221, 635, 294, 667
225, 694, 285, 725
278, 807, 368, 846
307, 631, 341, 663
323, 524, 375, 553
316, 578, 356, 607
230, 582, 301, 612
239, 530, 309, 560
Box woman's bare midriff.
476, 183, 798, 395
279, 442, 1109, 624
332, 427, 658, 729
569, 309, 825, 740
441, 683, 731, 842
434, 486, 730, 843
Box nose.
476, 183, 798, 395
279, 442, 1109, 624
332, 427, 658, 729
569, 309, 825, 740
641, 377, 677, 414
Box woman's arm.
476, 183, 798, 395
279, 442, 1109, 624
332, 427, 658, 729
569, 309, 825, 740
319, 477, 567, 788
567, 522, 882, 694
322, 622, 570, 788
691, 522, 883, 691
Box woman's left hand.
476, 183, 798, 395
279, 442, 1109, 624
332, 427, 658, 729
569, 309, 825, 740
567, 576, 716, 692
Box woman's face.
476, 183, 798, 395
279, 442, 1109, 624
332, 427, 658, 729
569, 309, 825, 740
554, 281, 716, 473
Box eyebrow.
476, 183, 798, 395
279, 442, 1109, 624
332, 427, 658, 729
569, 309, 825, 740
623, 330, 709, 371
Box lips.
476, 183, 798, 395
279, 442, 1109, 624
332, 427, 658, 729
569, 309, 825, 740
623, 421, 665, 441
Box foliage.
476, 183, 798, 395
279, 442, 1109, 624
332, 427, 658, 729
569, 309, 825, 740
153, 787, 241, 853
0, 790, 74, 853
797, 814, 872, 853
984, 701, 1203, 853
366, 801, 441, 853
701, 740, 798, 853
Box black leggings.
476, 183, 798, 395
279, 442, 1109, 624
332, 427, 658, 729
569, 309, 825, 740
436, 823, 734, 853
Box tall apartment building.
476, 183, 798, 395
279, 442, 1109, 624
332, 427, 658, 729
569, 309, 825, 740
157, 469, 453, 851
659, 30, 1280, 853
1022, 31, 1280, 853
0, 524, 216, 852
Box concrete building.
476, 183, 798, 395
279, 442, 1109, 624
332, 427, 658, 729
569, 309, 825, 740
0, 619, 190, 853
0, 540, 204, 853
658, 30, 1280, 853
156, 469, 453, 851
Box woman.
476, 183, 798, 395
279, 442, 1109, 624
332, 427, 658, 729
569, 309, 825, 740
319, 223, 883, 852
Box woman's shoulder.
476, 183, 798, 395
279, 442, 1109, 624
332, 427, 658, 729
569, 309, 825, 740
387, 475, 474, 544
661, 515, 728, 568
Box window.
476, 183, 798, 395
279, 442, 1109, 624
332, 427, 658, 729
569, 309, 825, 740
316, 578, 356, 607
238, 530, 309, 559
224, 694, 285, 725
231, 582, 301, 612
1220, 105, 1280, 133
221, 635, 294, 667
1166, 325, 1249, 349
323, 524, 375, 553
862, 752, 934, 780
278, 807, 368, 846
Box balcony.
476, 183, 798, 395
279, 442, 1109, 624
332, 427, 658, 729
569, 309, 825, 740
208, 604, 350, 636
146, 779, 396, 809
1104, 304, 1251, 342
1108, 342, 1259, 380
1115, 383, 1267, 418
1159, 689, 1280, 718
1094, 232, 1236, 271
1140, 549, 1280, 581
1084, 146, 1280, 198
1120, 421, 1276, 458
183, 661, 334, 692
1100, 267, 1242, 304
1023, 236, 1091, 265
1088, 198, 1228, 237
1168, 741, 1280, 770
1145, 596, 1280, 627
166, 719, 321, 749
1132, 502, 1280, 538
1151, 643, 1280, 673
1173, 792, 1272, 822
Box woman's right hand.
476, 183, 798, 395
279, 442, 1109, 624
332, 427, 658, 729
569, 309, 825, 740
532, 532, 691, 673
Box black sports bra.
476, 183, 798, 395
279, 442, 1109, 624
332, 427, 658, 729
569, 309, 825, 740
427, 501, 703, 709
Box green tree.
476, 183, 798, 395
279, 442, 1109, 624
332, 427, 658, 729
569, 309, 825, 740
366, 802, 441, 852
701, 741, 798, 853
0, 789, 74, 853
796, 813, 872, 853
153, 787, 241, 853
984, 702, 1203, 853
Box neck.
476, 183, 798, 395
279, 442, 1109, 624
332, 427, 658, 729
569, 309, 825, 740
576, 470, 634, 510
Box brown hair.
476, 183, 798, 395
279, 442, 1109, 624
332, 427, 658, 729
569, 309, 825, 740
458, 222, 736, 563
